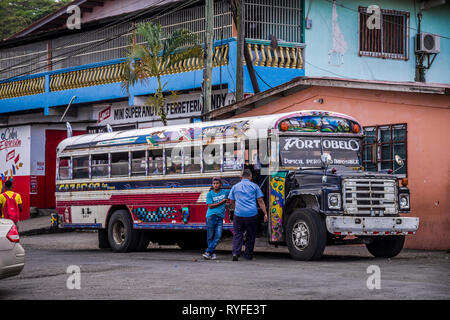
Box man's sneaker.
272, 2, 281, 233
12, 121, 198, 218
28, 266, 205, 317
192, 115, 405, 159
232, 255, 239, 261
203, 252, 211, 260
211, 253, 217, 260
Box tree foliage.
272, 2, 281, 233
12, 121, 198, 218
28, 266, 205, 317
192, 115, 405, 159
0, 0, 71, 40
121, 22, 202, 126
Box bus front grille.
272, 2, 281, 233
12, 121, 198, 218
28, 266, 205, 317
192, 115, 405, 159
342, 178, 397, 215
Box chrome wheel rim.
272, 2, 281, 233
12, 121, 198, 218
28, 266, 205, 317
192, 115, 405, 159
112, 220, 126, 245
292, 221, 310, 250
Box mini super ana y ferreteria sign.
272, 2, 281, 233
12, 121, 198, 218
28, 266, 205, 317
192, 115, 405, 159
95, 91, 235, 125
279, 136, 361, 167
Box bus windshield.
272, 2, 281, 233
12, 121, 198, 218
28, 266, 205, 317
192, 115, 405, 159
279, 136, 361, 168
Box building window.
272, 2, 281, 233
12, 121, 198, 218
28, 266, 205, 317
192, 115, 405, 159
362, 124, 407, 176
358, 7, 409, 60
244, 0, 303, 43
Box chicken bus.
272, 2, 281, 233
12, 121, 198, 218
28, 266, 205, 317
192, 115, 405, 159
54, 110, 419, 260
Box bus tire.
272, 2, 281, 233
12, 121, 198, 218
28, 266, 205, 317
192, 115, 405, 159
286, 209, 327, 261
98, 229, 110, 249
108, 210, 140, 253
135, 231, 151, 252
365, 235, 405, 258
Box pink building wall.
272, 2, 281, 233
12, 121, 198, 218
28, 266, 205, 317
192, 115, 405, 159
234, 86, 450, 250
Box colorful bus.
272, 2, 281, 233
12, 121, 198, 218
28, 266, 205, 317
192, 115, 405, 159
54, 110, 419, 260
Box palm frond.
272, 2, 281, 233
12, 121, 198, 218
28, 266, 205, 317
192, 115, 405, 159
121, 22, 202, 126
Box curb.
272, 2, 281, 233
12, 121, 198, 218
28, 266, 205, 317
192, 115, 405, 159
20, 226, 75, 237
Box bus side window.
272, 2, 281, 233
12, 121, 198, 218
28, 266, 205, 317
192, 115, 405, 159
223, 142, 243, 171
58, 157, 71, 180
203, 144, 221, 172
184, 146, 201, 173
92, 154, 109, 178
111, 152, 129, 177
131, 150, 146, 176
73, 155, 89, 179
148, 149, 163, 175
166, 148, 182, 174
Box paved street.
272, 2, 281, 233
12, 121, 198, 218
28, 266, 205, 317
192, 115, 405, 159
0, 231, 448, 300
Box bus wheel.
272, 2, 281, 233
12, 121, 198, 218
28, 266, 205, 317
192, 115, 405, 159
98, 229, 110, 249
108, 210, 139, 252
365, 235, 405, 258
286, 209, 327, 261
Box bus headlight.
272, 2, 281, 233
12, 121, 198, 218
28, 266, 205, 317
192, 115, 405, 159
399, 194, 410, 209
328, 193, 341, 210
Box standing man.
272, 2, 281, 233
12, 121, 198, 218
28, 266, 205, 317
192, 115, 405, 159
0, 180, 22, 228
229, 169, 267, 261
203, 177, 230, 260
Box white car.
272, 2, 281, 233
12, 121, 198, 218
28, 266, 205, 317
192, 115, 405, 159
0, 218, 25, 279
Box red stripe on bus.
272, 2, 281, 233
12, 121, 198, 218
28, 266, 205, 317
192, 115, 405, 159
56, 192, 202, 207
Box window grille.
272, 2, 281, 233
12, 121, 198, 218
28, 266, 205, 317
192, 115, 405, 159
138, 0, 232, 45
0, 41, 47, 79
362, 123, 407, 176
244, 0, 303, 43
358, 7, 409, 60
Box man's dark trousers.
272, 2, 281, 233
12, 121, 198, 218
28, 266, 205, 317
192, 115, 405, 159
232, 214, 258, 259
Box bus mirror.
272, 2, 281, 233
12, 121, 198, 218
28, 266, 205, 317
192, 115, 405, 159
395, 155, 404, 167
321, 153, 333, 168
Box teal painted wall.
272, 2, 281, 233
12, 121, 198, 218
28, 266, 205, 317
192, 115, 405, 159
304, 0, 450, 84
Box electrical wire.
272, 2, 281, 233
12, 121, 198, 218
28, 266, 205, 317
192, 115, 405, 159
0, 0, 171, 76
0, 0, 202, 80
322, 0, 450, 40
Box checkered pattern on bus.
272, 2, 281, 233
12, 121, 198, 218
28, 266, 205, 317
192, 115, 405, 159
132, 207, 179, 222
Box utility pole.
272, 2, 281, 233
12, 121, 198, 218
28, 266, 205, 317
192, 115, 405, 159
203, 0, 214, 121
228, 0, 259, 97
235, 0, 244, 101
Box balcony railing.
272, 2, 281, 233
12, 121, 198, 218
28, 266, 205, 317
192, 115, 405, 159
246, 39, 304, 69
0, 75, 45, 99
0, 43, 230, 99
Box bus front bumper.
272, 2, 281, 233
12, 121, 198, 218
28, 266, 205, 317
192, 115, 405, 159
325, 216, 419, 236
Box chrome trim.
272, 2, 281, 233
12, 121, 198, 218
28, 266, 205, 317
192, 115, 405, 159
342, 178, 397, 215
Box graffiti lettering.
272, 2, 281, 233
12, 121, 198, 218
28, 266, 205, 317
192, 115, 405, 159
0, 128, 21, 151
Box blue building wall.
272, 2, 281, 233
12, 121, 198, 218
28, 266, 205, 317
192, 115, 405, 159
304, 0, 450, 84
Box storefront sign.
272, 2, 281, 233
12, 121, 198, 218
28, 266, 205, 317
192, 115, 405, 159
0, 126, 30, 180
30, 175, 38, 194
95, 91, 235, 125
279, 136, 361, 167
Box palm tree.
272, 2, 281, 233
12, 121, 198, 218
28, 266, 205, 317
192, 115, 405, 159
121, 22, 202, 126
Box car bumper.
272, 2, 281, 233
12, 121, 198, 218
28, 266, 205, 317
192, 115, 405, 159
325, 216, 419, 236
0, 243, 25, 279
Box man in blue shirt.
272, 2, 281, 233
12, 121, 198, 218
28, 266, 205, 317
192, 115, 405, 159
228, 169, 268, 261
203, 177, 230, 260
